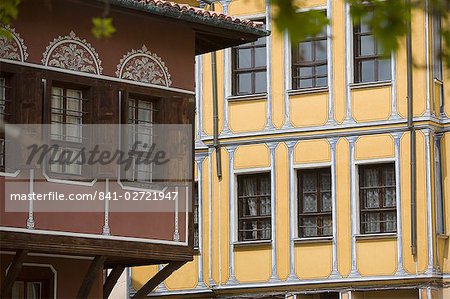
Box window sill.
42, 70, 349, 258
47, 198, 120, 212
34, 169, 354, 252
227, 93, 267, 102
287, 86, 329, 96
233, 240, 272, 248
349, 80, 392, 90
355, 232, 397, 240
293, 236, 333, 244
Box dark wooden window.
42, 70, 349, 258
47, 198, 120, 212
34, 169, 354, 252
292, 14, 328, 89
126, 97, 156, 182
50, 86, 86, 175
194, 181, 199, 249
298, 168, 332, 237
359, 163, 397, 234
237, 173, 271, 241
232, 22, 267, 96
353, 11, 391, 83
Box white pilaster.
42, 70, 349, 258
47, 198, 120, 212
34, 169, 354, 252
329, 138, 340, 278
348, 136, 360, 276
196, 154, 207, 288
424, 129, 435, 274
393, 133, 406, 275
226, 145, 238, 285
26, 169, 35, 229
268, 142, 280, 281
286, 141, 297, 280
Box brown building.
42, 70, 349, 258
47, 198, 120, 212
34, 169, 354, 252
0, 1, 267, 298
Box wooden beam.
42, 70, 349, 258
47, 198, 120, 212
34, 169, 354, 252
0, 249, 28, 299
77, 255, 106, 299
103, 265, 125, 299
132, 261, 185, 299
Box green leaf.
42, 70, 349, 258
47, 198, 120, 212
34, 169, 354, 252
91, 17, 116, 39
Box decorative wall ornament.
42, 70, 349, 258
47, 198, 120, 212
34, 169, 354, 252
0, 25, 29, 62
116, 45, 172, 87
42, 31, 103, 74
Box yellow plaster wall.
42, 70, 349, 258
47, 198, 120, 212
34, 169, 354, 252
290, 93, 328, 127
400, 132, 429, 273
234, 144, 270, 169
165, 258, 198, 290
271, 12, 285, 128
202, 51, 224, 134
333, 0, 347, 123
441, 133, 450, 273
229, 99, 267, 133
294, 139, 330, 164
397, 37, 408, 118
356, 239, 397, 276
228, 0, 265, 16
210, 149, 231, 284
411, 9, 427, 116
295, 243, 332, 279
295, 0, 327, 9
234, 246, 272, 282
351, 86, 392, 122
355, 134, 394, 160
276, 143, 290, 279
336, 138, 352, 276
201, 157, 210, 284
132, 265, 158, 291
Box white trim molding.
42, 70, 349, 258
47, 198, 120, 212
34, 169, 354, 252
0, 25, 28, 62
115, 45, 172, 87
42, 31, 102, 74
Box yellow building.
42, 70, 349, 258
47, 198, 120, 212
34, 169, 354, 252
131, 0, 450, 298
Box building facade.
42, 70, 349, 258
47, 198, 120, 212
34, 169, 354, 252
131, 0, 450, 298
0, 1, 265, 298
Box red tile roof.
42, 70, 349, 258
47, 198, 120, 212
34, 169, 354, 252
136, 0, 264, 28
110, 0, 267, 34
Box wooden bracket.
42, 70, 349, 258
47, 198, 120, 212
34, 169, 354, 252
77, 255, 106, 299
103, 265, 125, 299
132, 261, 185, 299
0, 249, 28, 299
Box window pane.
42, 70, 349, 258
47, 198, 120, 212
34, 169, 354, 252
385, 212, 397, 232
316, 76, 328, 87
316, 64, 327, 76
303, 193, 317, 212
322, 192, 332, 212
254, 47, 266, 67
300, 67, 313, 78
364, 212, 381, 233
299, 41, 313, 61
254, 71, 267, 94
359, 12, 373, 33
378, 59, 392, 81
237, 73, 252, 94
300, 78, 313, 89
237, 48, 252, 69
260, 219, 271, 239
302, 217, 318, 237
322, 215, 332, 236
361, 60, 375, 82
27, 282, 41, 299
361, 35, 375, 56
315, 40, 327, 60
